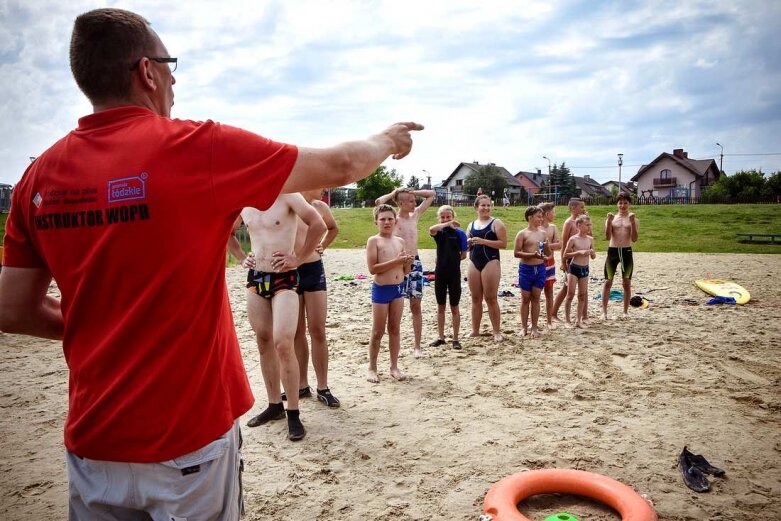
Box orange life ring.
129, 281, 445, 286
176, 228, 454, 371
483, 469, 657, 521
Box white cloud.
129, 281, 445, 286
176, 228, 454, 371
1, 0, 780, 187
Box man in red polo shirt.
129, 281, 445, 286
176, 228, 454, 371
0, 8, 422, 520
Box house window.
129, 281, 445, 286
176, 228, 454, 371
660, 169, 671, 179
456, 179, 463, 186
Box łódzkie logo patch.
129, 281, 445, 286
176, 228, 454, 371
107, 173, 148, 204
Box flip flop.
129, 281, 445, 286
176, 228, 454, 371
429, 338, 447, 347
452, 340, 462, 350
679, 447, 710, 492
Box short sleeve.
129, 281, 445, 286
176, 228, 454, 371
2, 182, 45, 268
457, 229, 469, 251
210, 124, 298, 213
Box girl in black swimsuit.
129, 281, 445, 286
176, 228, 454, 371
466, 195, 508, 342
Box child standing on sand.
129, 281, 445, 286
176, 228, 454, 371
564, 214, 597, 328
366, 204, 413, 383
537, 202, 561, 328
514, 206, 551, 338
428, 205, 469, 350
551, 198, 586, 321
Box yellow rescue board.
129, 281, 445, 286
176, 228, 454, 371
695, 278, 750, 305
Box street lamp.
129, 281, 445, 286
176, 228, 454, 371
422, 169, 431, 189
617, 153, 624, 194
542, 156, 551, 175
715, 142, 724, 173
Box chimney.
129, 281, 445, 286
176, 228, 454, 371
683, 151, 688, 159
584, 175, 591, 181
537, 168, 541, 175
673, 148, 685, 159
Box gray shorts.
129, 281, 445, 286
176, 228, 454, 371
67, 420, 244, 521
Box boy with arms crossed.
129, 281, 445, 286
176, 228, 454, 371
366, 204, 414, 383
601, 194, 639, 319
374, 187, 435, 357
538, 202, 562, 328
513, 206, 551, 338
291, 188, 341, 407
551, 198, 586, 321
428, 205, 468, 350
228, 194, 326, 441
563, 214, 597, 328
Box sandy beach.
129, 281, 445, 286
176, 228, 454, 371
1, 250, 780, 520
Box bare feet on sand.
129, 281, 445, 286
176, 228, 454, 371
390, 368, 408, 381
493, 333, 504, 343
468, 331, 481, 337
367, 369, 380, 384
413, 348, 424, 358
530, 329, 540, 338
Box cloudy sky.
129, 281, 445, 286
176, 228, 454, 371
1, 0, 780, 187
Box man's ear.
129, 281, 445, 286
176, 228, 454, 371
133, 58, 157, 92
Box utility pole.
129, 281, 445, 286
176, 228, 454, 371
617, 153, 624, 194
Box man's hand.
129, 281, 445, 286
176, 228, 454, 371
242, 252, 257, 270
629, 213, 636, 224
271, 251, 298, 272
383, 122, 425, 160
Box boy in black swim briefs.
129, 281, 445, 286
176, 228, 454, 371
601, 194, 639, 320
366, 205, 413, 383
227, 194, 326, 441
292, 188, 341, 409
563, 214, 596, 328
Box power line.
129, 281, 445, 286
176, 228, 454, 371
724, 152, 781, 156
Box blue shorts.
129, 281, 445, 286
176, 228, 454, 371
403, 257, 424, 299
518, 263, 546, 292
569, 263, 590, 279
372, 282, 404, 304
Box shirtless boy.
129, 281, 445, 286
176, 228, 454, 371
374, 187, 435, 357
292, 189, 341, 408
551, 198, 586, 320
228, 194, 326, 441
366, 204, 413, 383
601, 194, 639, 319
428, 205, 468, 350
513, 206, 551, 338
537, 202, 562, 328
564, 215, 596, 328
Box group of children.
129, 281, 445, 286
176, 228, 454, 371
367, 191, 639, 382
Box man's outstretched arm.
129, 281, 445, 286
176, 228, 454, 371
282, 122, 423, 194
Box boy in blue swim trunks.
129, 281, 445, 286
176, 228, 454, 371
366, 204, 414, 383
564, 214, 596, 328
374, 187, 435, 358
513, 206, 551, 338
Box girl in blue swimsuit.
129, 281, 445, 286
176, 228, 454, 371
466, 195, 508, 342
